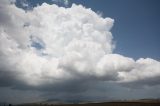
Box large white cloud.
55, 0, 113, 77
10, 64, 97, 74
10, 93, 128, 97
0, 0, 160, 90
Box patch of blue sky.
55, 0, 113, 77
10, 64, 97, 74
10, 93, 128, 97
30, 35, 45, 50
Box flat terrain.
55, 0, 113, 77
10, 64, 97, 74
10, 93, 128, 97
17, 100, 160, 106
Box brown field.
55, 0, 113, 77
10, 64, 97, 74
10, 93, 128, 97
17, 100, 160, 106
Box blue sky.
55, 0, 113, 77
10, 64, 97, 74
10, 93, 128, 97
75, 0, 160, 60
16, 0, 160, 60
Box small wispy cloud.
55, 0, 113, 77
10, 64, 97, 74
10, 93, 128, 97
52, 0, 69, 6
16, 0, 33, 10
21, 0, 29, 7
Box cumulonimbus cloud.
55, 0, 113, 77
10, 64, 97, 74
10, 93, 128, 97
0, 0, 160, 90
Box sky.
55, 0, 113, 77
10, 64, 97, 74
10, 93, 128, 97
0, 0, 160, 104
16, 0, 160, 60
